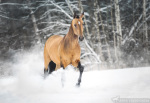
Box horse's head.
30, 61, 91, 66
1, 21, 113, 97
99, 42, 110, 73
72, 12, 84, 41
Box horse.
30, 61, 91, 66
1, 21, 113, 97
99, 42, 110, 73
44, 12, 84, 86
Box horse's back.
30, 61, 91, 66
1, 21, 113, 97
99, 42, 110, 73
46, 35, 63, 47
45, 35, 63, 65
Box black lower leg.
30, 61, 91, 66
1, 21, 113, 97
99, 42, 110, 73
44, 68, 48, 78
76, 62, 84, 86
44, 61, 56, 78
48, 61, 56, 74
44, 68, 48, 74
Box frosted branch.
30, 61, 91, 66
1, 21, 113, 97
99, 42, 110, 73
84, 39, 101, 63
122, 14, 142, 45
50, 1, 72, 20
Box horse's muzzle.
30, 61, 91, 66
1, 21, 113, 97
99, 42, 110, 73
79, 36, 84, 41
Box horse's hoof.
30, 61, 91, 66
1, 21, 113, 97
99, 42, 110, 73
44, 68, 49, 79
44, 71, 49, 79
44, 74, 48, 79
76, 83, 80, 87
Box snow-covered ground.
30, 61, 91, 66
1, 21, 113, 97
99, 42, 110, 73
0, 48, 150, 103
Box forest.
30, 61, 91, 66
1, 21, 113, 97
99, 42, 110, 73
0, 0, 150, 70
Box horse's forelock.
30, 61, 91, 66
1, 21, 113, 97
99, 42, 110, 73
73, 14, 79, 19
75, 15, 79, 19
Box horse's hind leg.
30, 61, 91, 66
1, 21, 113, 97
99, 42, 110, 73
44, 58, 51, 77
44, 46, 51, 76
48, 61, 56, 74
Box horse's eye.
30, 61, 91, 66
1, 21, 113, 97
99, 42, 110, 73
74, 24, 77, 28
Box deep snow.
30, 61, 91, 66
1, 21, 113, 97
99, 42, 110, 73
0, 48, 150, 103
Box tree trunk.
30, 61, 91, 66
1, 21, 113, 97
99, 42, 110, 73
110, 0, 118, 65
114, 0, 122, 46
78, 0, 90, 37
94, 0, 103, 61
47, 0, 51, 22
97, 0, 112, 64
98, 5, 105, 35
143, 0, 148, 53
31, 10, 40, 44
132, 0, 135, 38
27, 0, 40, 44
65, 0, 74, 15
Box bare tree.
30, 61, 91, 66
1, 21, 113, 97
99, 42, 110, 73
93, 0, 103, 62
65, 0, 74, 14
114, 0, 122, 46
143, 0, 148, 53
110, 0, 118, 66
27, 0, 40, 44
1, 0, 150, 68
78, 0, 90, 37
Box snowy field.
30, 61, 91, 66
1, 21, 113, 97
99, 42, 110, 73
0, 49, 150, 103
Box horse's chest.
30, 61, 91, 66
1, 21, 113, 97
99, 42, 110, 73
63, 52, 74, 61
61, 51, 79, 62
60, 44, 80, 66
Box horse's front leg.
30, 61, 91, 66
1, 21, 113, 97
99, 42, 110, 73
72, 61, 84, 86
60, 60, 69, 87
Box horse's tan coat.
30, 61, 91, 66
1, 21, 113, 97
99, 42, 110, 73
44, 14, 84, 71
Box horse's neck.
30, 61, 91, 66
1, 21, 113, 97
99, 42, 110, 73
63, 25, 78, 50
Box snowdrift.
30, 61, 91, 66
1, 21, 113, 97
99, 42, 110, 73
0, 48, 150, 103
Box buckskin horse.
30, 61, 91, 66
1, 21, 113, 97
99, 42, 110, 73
44, 12, 84, 86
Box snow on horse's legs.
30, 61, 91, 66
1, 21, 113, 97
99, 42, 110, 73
61, 69, 66, 87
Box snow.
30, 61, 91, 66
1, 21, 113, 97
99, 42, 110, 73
0, 48, 150, 103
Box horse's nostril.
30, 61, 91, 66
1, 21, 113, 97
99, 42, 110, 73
79, 36, 84, 41
82, 37, 84, 40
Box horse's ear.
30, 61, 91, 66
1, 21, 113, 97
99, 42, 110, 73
80, 12, 84, 18
73, 12, 77, 18
82, 12, 84, 15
